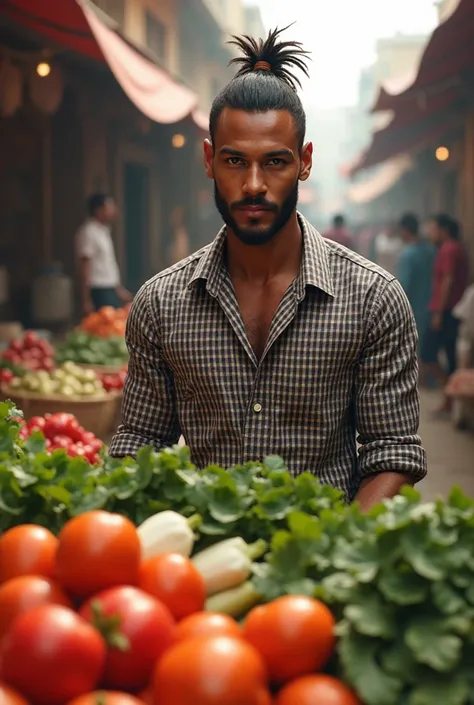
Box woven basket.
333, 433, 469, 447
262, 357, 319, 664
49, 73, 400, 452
5, 389, 121, 440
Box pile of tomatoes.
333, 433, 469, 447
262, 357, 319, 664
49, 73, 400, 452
80, 306, 131, 339
1, 333, 55, 373
19, 412, 103, 464
0, 511, 361, 705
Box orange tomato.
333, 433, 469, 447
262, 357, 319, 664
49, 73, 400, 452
139, 553, 206, 621
0, 525, 57, 583
175, 612, 241, 642
55, 511, 140, 598
275, 675, 361, 705
100, 307, 116, 322
67, 693, 146, 705
0, 683, 30, 705
0, 575, 72, 641
242, 596, 335, 684
153, 635, 271, 705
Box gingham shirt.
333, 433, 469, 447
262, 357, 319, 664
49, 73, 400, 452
110, 215, 427, 499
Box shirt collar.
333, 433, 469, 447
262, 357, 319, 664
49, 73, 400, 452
188, 213, 335, 299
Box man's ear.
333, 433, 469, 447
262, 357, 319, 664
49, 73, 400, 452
299, 142, 313, 182
204, 139, 214, 179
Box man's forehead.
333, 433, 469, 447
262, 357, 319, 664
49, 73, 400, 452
215, 108, 298, 147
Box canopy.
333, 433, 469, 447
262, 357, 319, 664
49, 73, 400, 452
347, 155, 414, 205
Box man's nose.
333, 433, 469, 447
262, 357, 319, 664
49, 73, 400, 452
243, 164, 267, 197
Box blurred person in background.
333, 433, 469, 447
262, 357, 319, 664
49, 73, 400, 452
421, 214, 470, 414
397, 213, 436, 346
373, 222, 403, 276
323, 213, 353, 249
76, 193, 132, 315
169, 205, 190, 265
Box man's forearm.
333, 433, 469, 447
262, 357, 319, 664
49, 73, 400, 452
80, 258, 92, 306
436, 274, 453, 312
355, 472, 415, 513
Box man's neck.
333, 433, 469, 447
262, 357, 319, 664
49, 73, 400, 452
225, 211, 303, 284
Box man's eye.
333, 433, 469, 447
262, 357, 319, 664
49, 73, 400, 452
227, 157, 243, 165
268, 158, 285, 166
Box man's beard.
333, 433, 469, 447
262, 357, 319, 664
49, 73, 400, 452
213, 180, 299, 246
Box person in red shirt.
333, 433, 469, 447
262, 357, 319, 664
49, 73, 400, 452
421, 214, 470, 412
323, 214, 354, 250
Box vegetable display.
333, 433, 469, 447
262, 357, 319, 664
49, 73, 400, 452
1, 332, 55, 372
57, 331, 129, 368
80, 305, 131, 338
0, 509, 354, 705
6, 362, 107, 398
2, 400, 474, 704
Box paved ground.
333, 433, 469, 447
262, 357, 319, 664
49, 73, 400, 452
418, 389, 474, 500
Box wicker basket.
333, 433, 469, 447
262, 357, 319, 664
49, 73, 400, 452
5, 389, 121, 440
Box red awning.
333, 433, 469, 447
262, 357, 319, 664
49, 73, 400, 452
372, 0, 473, 112
2, 0, 202, 124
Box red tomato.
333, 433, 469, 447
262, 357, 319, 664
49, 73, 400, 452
0, 683, 29, 705
44, 413, 79, 440
0, 369, 14, 384
153, 636, 270, 705
27, 416, 46, 433
42, 358, 55, 372
55, 511, 141, 598
275, 675, 361, 705
23, 332, 39, 350
242, 596, 335, 684
52, 435, 71, 449
9, 340, 23, 353
1, 605, 106, 705
0, 525, 58, 583
0, 575, 72, 641
68, 443, 87, 458
67, 693, 146, 705
80, 586, 176, 692
175, 612, 241, 642
1, 351, 16, 363
82, 433, 103, 452
139, 553, 206, 621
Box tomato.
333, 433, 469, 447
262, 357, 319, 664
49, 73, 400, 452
1, 351, 16, 363
0, 525, 58, 583
175, 612, 241, 642
43, 358, 55, 372
242, 596, 335, 684
67, 693, 146, 705
1, 605, 106, 705
27, 416, 46, 432
55, 511, 141, 598
44, 413, 80, 441
153, 635, 270, 705
23, 332, 39, 349
0, 575, 72, 641
0, 369, 14, 384
139, 553, 206, 621
68, 443, 87, 458
275, 675, 361, 705
52, 435, 71, 449
0, 683, 29, 705
80, 586, 176, 692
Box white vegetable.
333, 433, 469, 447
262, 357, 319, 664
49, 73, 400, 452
138, 510, 200, 560
192, 539, 267, 596
205, 581, 262, 617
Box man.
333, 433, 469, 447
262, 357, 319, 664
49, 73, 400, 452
421, 213, 469, 413
323, 214, 353, 250
397, 213, 436, 344
373, 222, 404, 277
110, 28, 427, 510
76, 193, 131, 314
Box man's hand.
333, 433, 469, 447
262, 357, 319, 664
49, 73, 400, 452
355, 472, 414, 513
116, 285, 133, 303
431, 311, 442, 331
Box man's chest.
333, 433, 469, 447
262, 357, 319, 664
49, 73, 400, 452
160, 287, 365, 410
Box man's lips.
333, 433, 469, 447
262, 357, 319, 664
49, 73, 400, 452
238, 205, 272, 213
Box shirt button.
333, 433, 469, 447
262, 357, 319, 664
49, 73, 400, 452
253, 403, 263, 413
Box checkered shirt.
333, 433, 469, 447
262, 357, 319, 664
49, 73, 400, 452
109, 215, 427, 500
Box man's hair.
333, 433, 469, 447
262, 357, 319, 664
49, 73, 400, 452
399, 213, 419, 235
209, 26, 310, 149
333, 214, 345, 228
88, 193, 109, 217
431, 213, 460, 240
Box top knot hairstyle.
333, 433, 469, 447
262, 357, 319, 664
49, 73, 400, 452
209, 26, 311, 149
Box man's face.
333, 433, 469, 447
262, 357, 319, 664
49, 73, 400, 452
204, 109, 312, 246
425, 219, 442, 246
101, 198, 117, 223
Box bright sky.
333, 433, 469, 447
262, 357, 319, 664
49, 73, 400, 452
245, 0, 438, 108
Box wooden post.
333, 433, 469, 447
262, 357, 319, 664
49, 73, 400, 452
462, 109, 474, 276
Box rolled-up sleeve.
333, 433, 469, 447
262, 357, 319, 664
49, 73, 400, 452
356, 278, 427, 482
109, 283, 181, 457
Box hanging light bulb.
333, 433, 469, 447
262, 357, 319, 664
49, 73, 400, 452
435, 146, 449, 162
36, 61, 51, 78
172, 133, 186, 148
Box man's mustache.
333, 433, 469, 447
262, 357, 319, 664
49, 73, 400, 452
230, 198, 278, 211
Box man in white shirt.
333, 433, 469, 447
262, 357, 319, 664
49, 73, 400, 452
76, 193, 131, 315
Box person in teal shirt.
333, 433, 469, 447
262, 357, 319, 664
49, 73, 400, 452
398, 213, 436, 344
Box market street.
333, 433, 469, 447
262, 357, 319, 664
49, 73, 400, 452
419, 389, 474, 500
